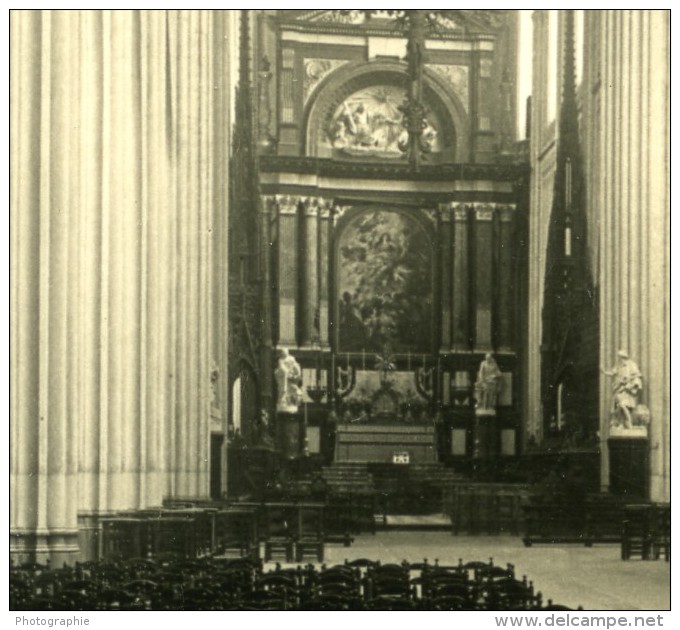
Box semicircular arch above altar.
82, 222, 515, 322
303, 60, 470, 163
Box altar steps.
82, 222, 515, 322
322, 462, 465, 516
381, 513, 452, 530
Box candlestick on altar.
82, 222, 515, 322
407, 351, 411, 371
362, 348, 366, 371
346, 352, 349, 369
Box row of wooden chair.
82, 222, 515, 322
621, 503, 670, 561
99, 501, 328, 563
11, 556, 578, 611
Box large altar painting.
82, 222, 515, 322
326, 85, 441, 158
337, 210, 433, 352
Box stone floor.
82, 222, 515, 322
268, 530, 671, 611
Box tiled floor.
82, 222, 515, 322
269, 531, 671, 611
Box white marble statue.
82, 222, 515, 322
275, 348, 303, 413
474, 352, 503, 414
602, 350, 645, 429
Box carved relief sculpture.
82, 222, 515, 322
326, 86, 440, 158
303, 58, 348, 105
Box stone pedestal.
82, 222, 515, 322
608, 435, 649, 500
473, 410, 499, 461
277, 412, 304, 459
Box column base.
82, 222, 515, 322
10, 529, 80, 566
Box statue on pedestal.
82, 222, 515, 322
275, 348, 302, 413
474, 353, 502, 415
602, 350, 647, 430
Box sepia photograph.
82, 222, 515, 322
8, 6, 670, 618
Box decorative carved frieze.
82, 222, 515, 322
258, 155, 529, 182
303, 197, 332, 216
427, 64, 469, 109
440, 202, 517, 222
421, 208, 439, 226
453, 206, 470, 221
304, 58, 349, 105
275, 194, 300, 215
269, 195, 335, 217
332, 205, 351, 225
475, 205, 494, 221
310, 10, 366, 24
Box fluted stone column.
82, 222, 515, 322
276, 196, 299, 346
302, 199, 321, 346
10, 9, 232, 563
526, 11, 558, 444
582, 10, 670, 500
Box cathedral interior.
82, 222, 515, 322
9, 9, 670, 612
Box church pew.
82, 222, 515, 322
445, 484, 530, 535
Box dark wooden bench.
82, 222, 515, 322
444, 484, 530, 536
100, 517, 150, 560
523, 494, 628, 547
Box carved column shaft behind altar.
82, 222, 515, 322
276, 196, 298, 345
301, 201, 318, 346
318, 206, 330, 346
274, 195, 331, 348
451, 206, 471, 350
438, 203, 517, 354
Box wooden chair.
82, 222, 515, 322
9, 575, 32, 610
214, 508, 259, 559
262, 503, 294, 562
182, 585, 219, 610
148, 516, 196, 559
367, 570, 413, 602
295, 503, 325, 563
25, 596, 68, 611
651, 503, 670, 561
429, 594, 470, 610
621, 504, 653, 560
234, 589, 288, 610
302, 593, 364, 610
98, 587, 145, 610
345, 557, 378, 568
257, 572, 301, 608
100, 517, 149, 560
122, 578, 162, 610
482, 577, 538, 610
368, 597, 417, 610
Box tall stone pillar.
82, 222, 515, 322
582, 10, 670, 500
10, 9, 82, 565
10, 9, 232, 563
